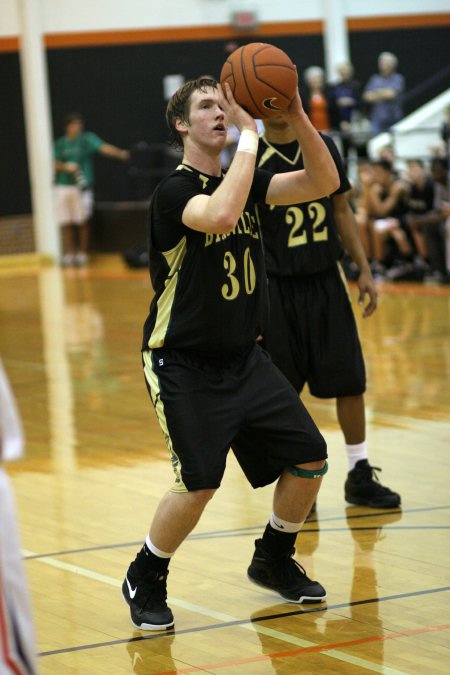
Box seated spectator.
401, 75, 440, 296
378, 144, 396, 164
351, 160, 376, 261
367, 159, 411, 279
441, 105, 450, 175
422, 158, 450, 284
350, 155, 449, 285
302, 66, 339, 133
403, 159, 436, 274
363, 52, 405, 133
331, 62, 368, 161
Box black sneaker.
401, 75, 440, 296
122, 563, 174, 631
247, 539, 326, 604
345, 459, 401, 508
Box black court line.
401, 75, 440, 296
23, 505, 450, 561
22, 522, 450, 563
309, 504, 450, 522
38, 585, 450, 657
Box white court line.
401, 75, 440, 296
23, 549, 407, 674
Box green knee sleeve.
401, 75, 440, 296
288, 461, 328, 479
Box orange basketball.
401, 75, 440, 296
220, 43, 297, 118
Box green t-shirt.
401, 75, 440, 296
53, 132, 104, 186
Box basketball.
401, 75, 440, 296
220, 43, 297, 118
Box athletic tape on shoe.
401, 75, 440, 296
288, 461, 328, 478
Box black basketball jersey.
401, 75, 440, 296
256, 133, 351, 276
406, 177, 435, 215
142, 164, 273, 354
374, 179, 409, 220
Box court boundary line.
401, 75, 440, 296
30, 559, 449, 659
151, 621, 450, 674
22, 505, 449, 560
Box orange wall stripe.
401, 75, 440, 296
43, 20, 323, 48
45, 25, 247, 47
348, 12, 450, 30
250, 20, 323, 36
0, 13, 448, 52
0, 37, 19, 52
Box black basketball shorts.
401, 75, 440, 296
263, 264, 366, 398
143, 343, 326, 492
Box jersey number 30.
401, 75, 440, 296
222, 247, 256, 300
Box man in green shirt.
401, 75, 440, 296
54, 112, 129, 266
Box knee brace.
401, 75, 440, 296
288, 461, 328, 479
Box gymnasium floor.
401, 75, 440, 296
1, 255, 449, 674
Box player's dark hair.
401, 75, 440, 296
64, 112, 84, 128
166, 77, 218, 149
431, 157, 447, 171
406, 158, 425, 168
372, 159, 393, 173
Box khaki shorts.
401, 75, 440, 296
55, 185, 94, 225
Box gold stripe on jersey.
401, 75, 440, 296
177, 163, 210, 190
337, 260, 363, 340
143, 350, 187, 492
258, 135, 302, 168
337, 260, 352, 302
148, 236, 187, 348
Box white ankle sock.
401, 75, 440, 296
346, 441, 368, 471
145, 534, 174, 559
269, 513, 304, 533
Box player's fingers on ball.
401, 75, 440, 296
217, 82, 226, 100
222, 82, 234, 101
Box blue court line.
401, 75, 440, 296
37, 585, 450, 657
23, 505, 450, 560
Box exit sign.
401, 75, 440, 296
231, 11, 258, 30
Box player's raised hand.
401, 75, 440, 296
218, 82, 257, 133
284, 86, 305, 119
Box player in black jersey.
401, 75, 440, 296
122, 77, 339, 630
257, 115, 401, 515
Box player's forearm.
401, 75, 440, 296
208, 144, 256, 231
54, 160, 76, 172
363, 90, 378, 102
190, 133, 257, 234
338, 222, 371, 274
369, 191, 399, 217
290, 111, 339, 196
410, 210, 443, 227
334, 200, 370, 272
100, 144, 129, 160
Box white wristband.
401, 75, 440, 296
237, 129, 258, 156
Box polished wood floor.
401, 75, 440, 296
1, 255, 449, 674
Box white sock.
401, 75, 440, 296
269, 513, 304, 533
346, 441, 368, 471
145, 534, 174, 559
